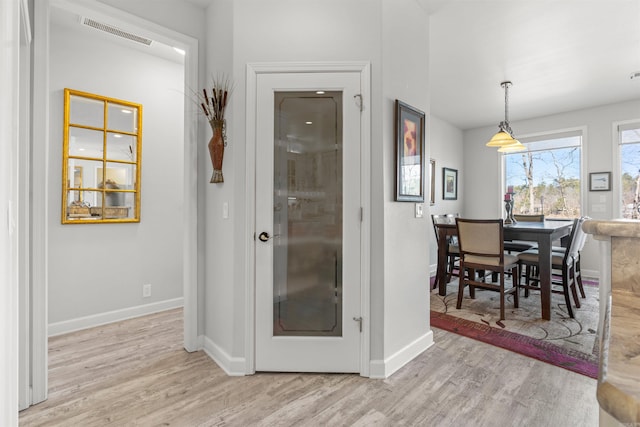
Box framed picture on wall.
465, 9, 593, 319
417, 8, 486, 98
442, 167, 458, 200
395, 99, 426, 202
429, 159, 436, 205
589, 172, 611, 191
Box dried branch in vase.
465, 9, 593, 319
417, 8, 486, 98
198, 73, 233, 122
194, 73, 234, 184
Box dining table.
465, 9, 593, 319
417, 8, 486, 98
434, 220, 573, 320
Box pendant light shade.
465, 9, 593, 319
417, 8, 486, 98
497, 139, 526, 153
486, 81, 524, 152
486, 129, 515, 147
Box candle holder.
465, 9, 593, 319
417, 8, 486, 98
504, 192, 517, 224
504, 199, 514, 224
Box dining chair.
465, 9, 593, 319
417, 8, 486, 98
551, 216, 590, 299
503, 214, 544, 253
431, 213, 460, 287
518, 217, 587, 318
513, 214, 545, 222
455, 218, 520, 320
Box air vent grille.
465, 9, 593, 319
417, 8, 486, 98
80, 17, 152, 46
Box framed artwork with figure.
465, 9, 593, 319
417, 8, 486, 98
443, 167, 458, 200
395, 99, 425, 202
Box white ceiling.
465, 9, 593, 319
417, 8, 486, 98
61, 0, 640, 132
422, 0, 640, 130
50, 6, 186, 65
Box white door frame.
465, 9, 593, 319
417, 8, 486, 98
245, 62, 371, 376
2, 0, 21, 423
27, 0, 200, 406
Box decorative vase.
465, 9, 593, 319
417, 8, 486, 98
208, 119, 225, 183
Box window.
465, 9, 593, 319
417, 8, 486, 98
618, 122, 640, 219
504, 131, 582, 219
62, 89, 142, 223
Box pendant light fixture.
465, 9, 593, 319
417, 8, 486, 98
486, 81, 525, 152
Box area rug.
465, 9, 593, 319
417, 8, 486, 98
429, 275, 600, 379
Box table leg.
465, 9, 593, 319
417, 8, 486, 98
538, 237, 552, 320
437, 228, 449, 296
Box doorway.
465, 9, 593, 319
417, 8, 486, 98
24, 0, 199, 407
251, 66, 370, 373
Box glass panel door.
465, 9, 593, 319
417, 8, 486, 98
273, 91, 343, 337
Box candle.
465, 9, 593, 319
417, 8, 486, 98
507, 185, 514, 193
505, 193, 511, 201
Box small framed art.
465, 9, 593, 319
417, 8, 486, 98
395, 99, 426, 202
589, 172, 611, 191
442, 167, 458, 200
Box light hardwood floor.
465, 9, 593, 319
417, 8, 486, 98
19, 308, 599, 426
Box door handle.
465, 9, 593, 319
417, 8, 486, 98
258, 231, 272, 242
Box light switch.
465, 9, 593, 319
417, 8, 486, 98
415, 203, 424, 218
222, 202, 229, 219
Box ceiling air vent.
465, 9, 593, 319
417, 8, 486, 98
80, 17, 152, 46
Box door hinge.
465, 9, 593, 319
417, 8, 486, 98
360, 207, 363, 222
353, 316, 363, 333
353, 94, 363, 112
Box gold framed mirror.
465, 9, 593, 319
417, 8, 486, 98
62, 88, 142, 223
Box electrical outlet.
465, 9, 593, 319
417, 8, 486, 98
143, 283, 151, 298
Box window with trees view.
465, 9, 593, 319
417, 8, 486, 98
619, 122, 640, 219
504, 132, 582, 219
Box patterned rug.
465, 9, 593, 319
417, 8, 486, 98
429, 275, 600, 378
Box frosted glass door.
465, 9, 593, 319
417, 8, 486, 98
255, 71, 361, 373
272, 91, 343, 337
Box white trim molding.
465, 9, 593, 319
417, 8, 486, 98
369, 331, 434, 379
48, 298, 184, 337
203, 336, 247, 377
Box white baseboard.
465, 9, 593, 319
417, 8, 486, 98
202, 336, 247, 376
582, 269, 599, 281
48, 297, 184, 337
429, 263, 437, 276
369, 330, 434, 379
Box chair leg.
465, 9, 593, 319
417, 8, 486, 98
456, 264, 465, 309
469, 268, 476, 299
576, 257, 586, 298
562, 266, 575, 318
446, 254, 455, 283
570, 265, 581, 309
524, 265, 531, 298
512, 265, 519, 308
499, 271, 506, 321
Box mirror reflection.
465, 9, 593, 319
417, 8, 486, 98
63, 89, 142, 223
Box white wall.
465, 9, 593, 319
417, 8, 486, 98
462, 99, 640, 277
203, 0, 235, 365
380, 0, 432, 368
203, 0, 432, 376
427, 115, 464, 273
48, 15, 184, 327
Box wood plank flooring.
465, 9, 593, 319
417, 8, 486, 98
19, 308, 599, 426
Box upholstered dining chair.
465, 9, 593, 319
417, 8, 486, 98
455, 218, 520, 320
431, 213, 460, 287
504, 214, 545, 253
518, 217, 587, 318
513, 214, 545, 222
